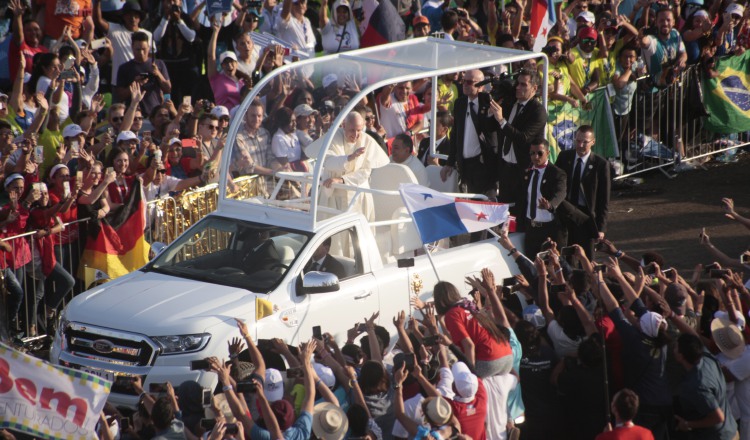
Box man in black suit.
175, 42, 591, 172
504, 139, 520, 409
556, 125, 611, 259
305, 237, 347, 279
489, 70, 548, 203
441, 69, 500, 198
417, 110, 452, 166
514, 139, 568, 256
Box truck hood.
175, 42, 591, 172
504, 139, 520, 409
64, 271, 258, 335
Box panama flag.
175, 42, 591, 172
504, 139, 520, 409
399, 183, 510, 244
530, 0, 557, 52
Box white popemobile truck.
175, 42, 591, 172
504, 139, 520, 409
50, 38, 547, 407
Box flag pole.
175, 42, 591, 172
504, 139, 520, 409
422, 244, 441, 280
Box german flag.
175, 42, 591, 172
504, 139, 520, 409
79, 180, 150, 286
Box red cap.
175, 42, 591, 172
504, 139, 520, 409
413, 15, 430, 26
578, 26, 598, 41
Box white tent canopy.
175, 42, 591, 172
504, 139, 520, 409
218, 37, 547, 232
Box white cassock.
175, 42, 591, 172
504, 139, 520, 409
393, 155, 430, 187
306, 129, 389, 221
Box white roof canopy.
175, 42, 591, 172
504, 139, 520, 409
218, 37, 548, 232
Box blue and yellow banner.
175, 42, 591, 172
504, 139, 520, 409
703, 51, 750, 134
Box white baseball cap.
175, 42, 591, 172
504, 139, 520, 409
450, 362, 478, 402
211, 105, 230, 118
264, 368, 284, 402
116, 130, 138, 143
577, 10, 596, 23
63, 124, 85, 138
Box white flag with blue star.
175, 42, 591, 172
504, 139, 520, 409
399, 183, 510, 243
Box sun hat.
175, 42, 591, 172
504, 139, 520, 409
312, 402, 349, 440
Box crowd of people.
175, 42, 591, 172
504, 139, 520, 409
0, 0, 747, 437
80, 197, 750, 440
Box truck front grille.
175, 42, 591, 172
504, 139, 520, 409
64, 322, 158, 366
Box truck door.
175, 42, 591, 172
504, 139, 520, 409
296, 227, 379, 343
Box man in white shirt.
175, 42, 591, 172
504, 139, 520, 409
93, 1, 153, 86
390, 133, 429, 186
275, 0, 316, 57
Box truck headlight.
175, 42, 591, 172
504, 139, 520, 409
151, 334, 211, 354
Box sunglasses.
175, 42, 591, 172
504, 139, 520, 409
203, 124, 219, 130
529, 151, 545, 156
112, 116, 124, 122
157, 169, 167, 174
581, 38, 596, 44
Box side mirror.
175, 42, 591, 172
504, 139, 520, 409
150, 242, 168, 260
300, 271, 340, 294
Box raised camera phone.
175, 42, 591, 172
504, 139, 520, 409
550, 284, 567, 294
704, 262, 720, 274
661, 268, 675, 278
710, 269, 730, 278
149, 382, 168, 393
536, 251, 551, 262
236, 381, 257, 393
120, 418, 130, 430
594, 264, 607, 274
200, 418, 217, 430
644, 264, 657, 275
90, 38, 107, 50
190, 359, 210, 371
742, 253, 750, 265
202, 388, 211, 407
312, 325, 322, 340
561, 246, 576, 257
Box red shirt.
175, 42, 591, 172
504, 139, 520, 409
9, 37, 47, 80
49, 189, 79, 245
444, 305, 512, 361
450, 377, 488, 440
1, 203, 31, 270
595, 424, 655, 440
107, 175, 136, 205
38, 0, 92, 40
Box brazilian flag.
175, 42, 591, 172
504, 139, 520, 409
547, 88, 619, 162
703, 51, 750, 134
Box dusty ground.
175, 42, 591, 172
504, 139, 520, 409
605, 152, 750, 273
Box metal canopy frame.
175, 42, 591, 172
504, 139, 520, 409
218, 37, 548, 232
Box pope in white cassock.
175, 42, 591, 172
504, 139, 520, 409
306, 112, 389, 221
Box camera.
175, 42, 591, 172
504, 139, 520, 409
475, 72, 516, 102
170, 4, 180, 14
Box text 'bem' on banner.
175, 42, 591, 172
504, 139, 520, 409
0, 343, 111, 440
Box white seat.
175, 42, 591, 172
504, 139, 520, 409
426, 164, 458, 192
370, 163, 419, 264
390, 208, 423, 259
337, 256, 356, 278
278, 246, 295, 266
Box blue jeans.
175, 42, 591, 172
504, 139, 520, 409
4, 266, 24, 322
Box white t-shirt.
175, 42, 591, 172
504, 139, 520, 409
321, 20, 360, 54
36, 76, 69, 122
547, 319, 582, 358
145, 176, 180, 202
717, 345, 750, 421
272, 131, 302, 162
108, 23, 153, 85
274, 14, 316, 56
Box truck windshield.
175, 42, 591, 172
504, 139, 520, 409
147, 216, 311, 292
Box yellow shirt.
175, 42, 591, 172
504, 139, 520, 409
567, 47, 603, 89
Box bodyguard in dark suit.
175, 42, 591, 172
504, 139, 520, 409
417, 110, 453, 166
441, 69, 500, 197
514, 139, 568, 256
489, 70, 548, 203
305, 237, 347, 279
556, 125, 611, 259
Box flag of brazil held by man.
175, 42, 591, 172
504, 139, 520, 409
703, 50, 750, 134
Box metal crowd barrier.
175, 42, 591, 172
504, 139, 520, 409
2, 175, 265, 341
549, 64, 749, 179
